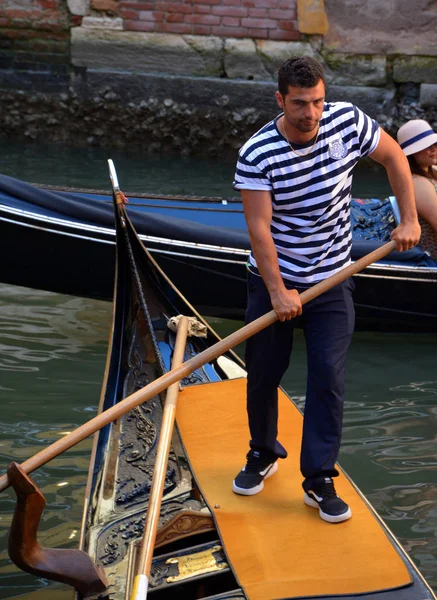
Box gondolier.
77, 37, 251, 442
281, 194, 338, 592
232, 56, 421, 523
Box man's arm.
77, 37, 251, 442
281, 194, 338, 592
241, 189, 302, 321
369, 128, 421, 251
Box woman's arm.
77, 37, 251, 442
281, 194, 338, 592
413, 176, 437, 231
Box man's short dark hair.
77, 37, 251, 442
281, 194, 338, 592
278, 56, 325, 96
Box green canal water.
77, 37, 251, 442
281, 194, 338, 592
0, 139, 436, 598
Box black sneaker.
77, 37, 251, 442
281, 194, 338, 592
303, 477, 352, 523
232, 449, 278, 496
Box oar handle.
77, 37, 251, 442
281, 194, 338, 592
0, 240, 396, 493
130, 317, 189, 600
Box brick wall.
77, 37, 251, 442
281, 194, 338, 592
116, 0, 302, 40
0, 0, 72, 79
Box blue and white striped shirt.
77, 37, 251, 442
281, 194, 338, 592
233, 102, 380, 285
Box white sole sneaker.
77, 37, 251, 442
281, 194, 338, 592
304, 492, 352, 523
232, 461, 278, 496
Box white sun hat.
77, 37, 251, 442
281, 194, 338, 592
397, 119, 437, 156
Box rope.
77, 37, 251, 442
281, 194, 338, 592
167, 315, 207, 338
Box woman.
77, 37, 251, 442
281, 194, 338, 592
397, 119, 437, 259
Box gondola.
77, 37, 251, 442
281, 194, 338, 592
3, 162, 436, 599
0, 173, 436, 332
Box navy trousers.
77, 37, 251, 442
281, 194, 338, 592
244, 270, 355, 481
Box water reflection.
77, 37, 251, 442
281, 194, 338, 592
0, 284, 111, 599
0, 138, 392, 198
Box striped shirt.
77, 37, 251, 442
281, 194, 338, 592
233, 102, 380, 286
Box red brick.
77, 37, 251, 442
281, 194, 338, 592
269, 8, 295, 19
241, 17, 277, 28
211, 5, 247, 16
71, 15, 83, 25
184, 13, 220, 24
193, 4, 211, 13
15, 39, 68, 52
2, 28, 67, 40
247, 7, 268, 17
2, 9, 43, 20
120, 2, 156, 9
123, 19, 157, 30
243, 0, 277, 7
278, 19, 298, 30
120, 8, 139, 18
193, 24, 212, 34
268, 28, 302, 40
157, 1, 193, 12
166, 12, 184, 21
39, 0, 59, 8
221, 16, 240, 26
222, 0, 241, 5
247, 27, 268, 38
190, 0, 222, 5
91, 0, 119, 12
4, 15, 68, 32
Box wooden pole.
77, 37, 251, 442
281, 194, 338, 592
0, 240, 397, 493
130, 317, 189, 600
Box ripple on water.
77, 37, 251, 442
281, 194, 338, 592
0, 285, 111, 372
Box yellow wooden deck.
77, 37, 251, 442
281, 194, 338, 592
175, 377, 412, 600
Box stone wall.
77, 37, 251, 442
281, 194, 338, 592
0, 0, 75, 90
0, 0, 436, 154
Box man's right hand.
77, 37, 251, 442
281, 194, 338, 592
270, 287, 302, 322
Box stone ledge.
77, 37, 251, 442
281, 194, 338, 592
71, 29, 224, 77
71, 69, 279, 111
420, 84, 437, 109
323, 53, 387, 87
71, 29, 324, 80
71, 70, 396, 121
326, 85, 395, 119
393, 56, 437, 84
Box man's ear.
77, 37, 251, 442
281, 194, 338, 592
275, 90, 283, 109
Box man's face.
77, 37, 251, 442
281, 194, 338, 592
275, 81, 325, 134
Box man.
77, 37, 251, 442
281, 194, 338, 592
232, 56, 420, 523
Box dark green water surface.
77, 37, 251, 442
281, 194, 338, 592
0, 140, 436, 598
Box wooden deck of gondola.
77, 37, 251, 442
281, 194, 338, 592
175, 377, 431, 600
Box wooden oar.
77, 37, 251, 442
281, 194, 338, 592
130, 316, 189, 600
0, 239, 396, 493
